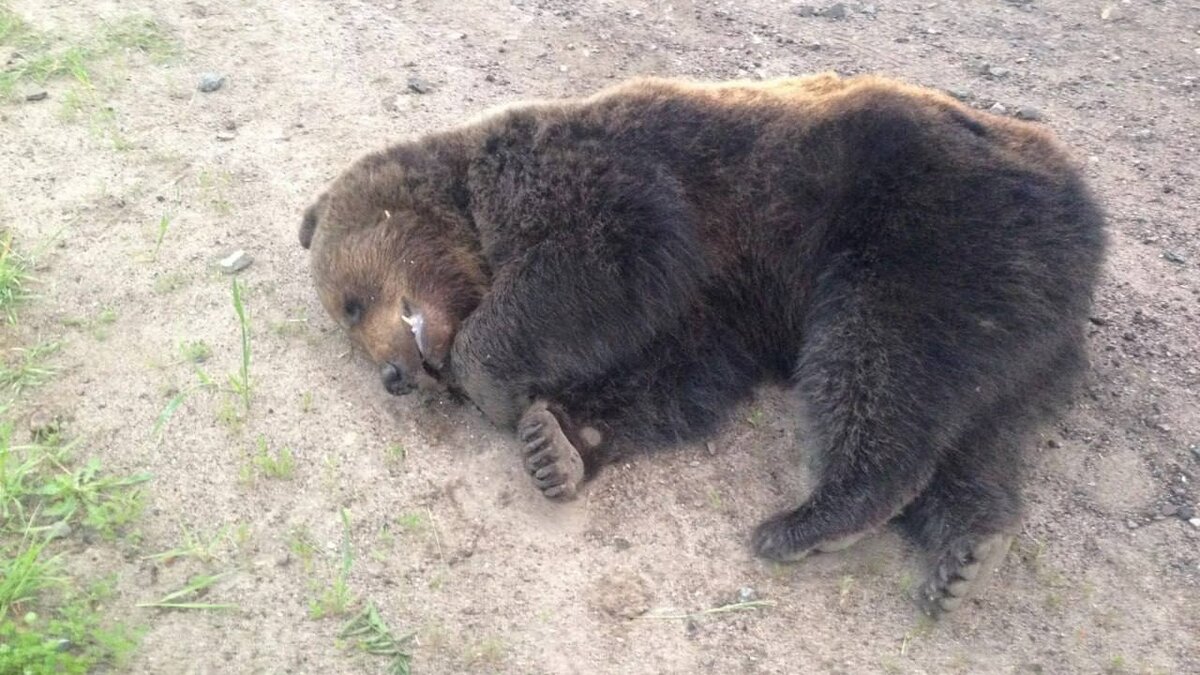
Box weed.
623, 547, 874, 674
0, 232, 32, 324
463, 637, 507, 669
137, 572, 236, 611
745, 408, 765, 427
143, 524, 231, 565
0, 341, 61, 397
100, 16, 178, 64
288, 527, 317, 574
150, 212, 171, 261
179, 340, 212, 364
229, 278, 252, 412
309, 509, 356, 619
339, 602, 414, 675
384, 443, 406, 464
247, 437, 295, 481
152, 271, 189, 294
300, 391, 314, 413
641, 599, 775, 621
395, 512, 426, 534
0, 417, 146, 671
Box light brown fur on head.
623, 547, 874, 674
300, 147, 488, 392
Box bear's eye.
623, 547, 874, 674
343, 299, 364, 326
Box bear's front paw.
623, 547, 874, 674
517, 401, 585, 500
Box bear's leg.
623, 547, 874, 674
514, 316, 761, 500
751, 262, 988, 562
900, 459, 1018, 616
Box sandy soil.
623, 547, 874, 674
2, 0, 1198, 673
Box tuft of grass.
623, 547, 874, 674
152, 272, 189, 295
228, 278, 252, 413
288, 526, 317, 574
338, 602, 414, 675
99, 16, 178, 64
246, 437, 295, 481
0, 232, 32, 324
0, 341, 61, 397
178, 340, 211, 364
150, 213, 171, 261
309, 509, 356, 620
394, 512, 426, 534
1, 417, 147, 671
0, 5, 28, 45
640, 599, 775, 621
143, 524, 231, 565
136, 572, 236, 611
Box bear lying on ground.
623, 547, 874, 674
298, 73, 1106, 616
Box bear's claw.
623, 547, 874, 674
517, 401, 585, 500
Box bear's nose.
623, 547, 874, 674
380, 361, 415, 396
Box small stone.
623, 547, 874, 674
217, 250, 253, 274
28, 409, 61, 439
1131, 128, 1154, 142
737, 586, 758, 603
1162, 251, 1185, 264
1180, 505, 1196, 520
1161, 504, 1179, 517
947, 88, 973, 101
1126, 519, 1138, 529
1015, 106, 1044, 121
795, 5, 818, 17
705, 441, 717, 455
216, 130, 236, 141
1100, 4, 1125, 22
407, 76, 434, 94
1190, 518, 1200, 529
821, 3, 848, 19
1190, 445, 1200, 462
1046, 438, 1061, 449
984, 65, 1011, 78
989, 102, 1009, 116
611, 537, 632, 551
223, 119, 238, 131
24, 87, 48, 102
197, 73, 226, 92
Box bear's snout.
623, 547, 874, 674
380, 361, 416, 396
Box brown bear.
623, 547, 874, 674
298, 73, 1106, 616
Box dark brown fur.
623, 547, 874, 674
299, 73, 1107, 615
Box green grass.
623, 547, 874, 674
228, 278, 252, 413
136, 572, 236, 611
0, 417, 148, 671
143, 524, 231, 565
179, 340, 212, 364
0, 232, 32, 324
339, 602, 414, 675
0, 10, 177, 99
0, 341, 61, 397
246, 437, 295, 481
309, 509, 356, 620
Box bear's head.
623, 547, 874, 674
299, 150, 486, 397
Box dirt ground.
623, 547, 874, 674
3, 0, 1198, 673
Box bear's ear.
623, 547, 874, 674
299, 202, 319, 249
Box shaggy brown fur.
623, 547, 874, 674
299, 73, 1106, 615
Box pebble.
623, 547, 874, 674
1161, 504, 1179, 517
947, 88, 973, 101
197, 73, 226, 92
24, 87, 48, 102
821, 3, 848, 19
1190, 518, 1200, 530
737, 587, 758, 603
216, 130, 237, 141
1125, 519, 1138, 529
1190, 445, 1200, 462
1162, 251, 1185, 264
407, 76, 434, 94
1015, 106, 1044, 121
1180, 505, 1196, 520
1131, 128, 1154, 142
988, 102, 1009, 116
217, 250, 253, 274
